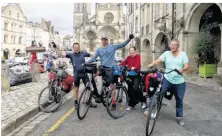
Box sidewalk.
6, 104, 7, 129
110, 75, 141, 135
1, 73, 48, 135
185, 74, 222, 91
1, 58, 73, 135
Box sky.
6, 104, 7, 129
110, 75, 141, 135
6, 3, 125, 36
20, 3, 74, 36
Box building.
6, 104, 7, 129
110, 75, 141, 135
63, 35, 73, 50
1, 3, 26, 59
39, 18, 54, 50
26, 22, 43, 46
73, 3, 126, 57
125, 3, 222, 74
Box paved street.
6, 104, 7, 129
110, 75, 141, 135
25, 83, 222, 136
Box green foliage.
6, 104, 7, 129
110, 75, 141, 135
193, 31, 219, 66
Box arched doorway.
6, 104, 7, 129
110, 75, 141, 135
199, 4, 222, 60
185, 3, 222, 73
154, 32, 170, 58
3, 49, 9, 59
98, 26, 119, 40
85, 30, 97, 52
141, 39, 152, 66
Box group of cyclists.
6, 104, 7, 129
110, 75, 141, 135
52, 33, 189, 126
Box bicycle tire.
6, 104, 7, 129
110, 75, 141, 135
77, 87, 91, 120
106, 86, 128, 119
145, 100, 158, 136
101, 86, 109, 107
38, 86, 63, 113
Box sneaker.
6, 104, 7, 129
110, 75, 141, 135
141, 103, 147, 109
126, 107, 133, 111
111, 104, 116, 111
90, 102, 97, 108
144, 108, 149, 116
178, 117, 185, 126
74, 102, 79, 110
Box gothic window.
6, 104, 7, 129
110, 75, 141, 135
104, 12, 114, 24
155, 4, 160, 20
9, 10, 11, 16
164, 3, 168, 15
135, 17, 138, 32
142, 8, 145, 26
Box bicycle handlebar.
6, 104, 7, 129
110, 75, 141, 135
148, 66, 183, 76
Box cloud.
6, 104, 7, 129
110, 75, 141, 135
20, 3, 73, 36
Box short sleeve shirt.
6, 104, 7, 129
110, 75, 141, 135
159, 51, 189, 84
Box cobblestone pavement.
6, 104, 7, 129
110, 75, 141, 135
1, 73, 48, 122
1, 58, 73, 135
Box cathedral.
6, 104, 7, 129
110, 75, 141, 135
73, 3, 126, 57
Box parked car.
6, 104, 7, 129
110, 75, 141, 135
9, 65, 32, 86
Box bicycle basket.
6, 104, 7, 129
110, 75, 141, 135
56, 69, 68, 79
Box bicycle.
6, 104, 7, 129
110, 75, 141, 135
145, 67, 183, 136
77, 63, 128, 120
38, 63, 71, 113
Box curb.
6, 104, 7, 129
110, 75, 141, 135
1, 92, 72, 136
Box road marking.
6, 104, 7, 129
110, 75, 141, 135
42, 107, 75, 136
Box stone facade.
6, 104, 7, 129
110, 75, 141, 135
124, 3, 222, 72
1, 3, 26, 59
73, 3, 126, 57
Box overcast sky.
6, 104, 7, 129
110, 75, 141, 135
7, 3, 125, 36
20, 3, 75, 36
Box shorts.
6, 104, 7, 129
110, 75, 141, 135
74, 71, 89, 88
99, 66, 113, 86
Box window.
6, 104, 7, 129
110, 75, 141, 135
11, 23, 13, 31
164, 3, 168, 15
131, 23, 133, 34
19, 26, 23, 32
77, 4, 80, 11
4, 22, 8, 30
14, 36, 16, 44
135, 17, 138, 32
174, 4, 177, 20
155, 4, 160, 20
4, 35, 8, 43
142, 8, 145, 26
136, 3, 138, 9
9, 10, 11, 16
19, 36, 22, 44
17, 13, 19, 20
11, 36, 13, 43
146, 24, 149, 34
129, 3, 133, 14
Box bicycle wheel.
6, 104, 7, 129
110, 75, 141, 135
101, 86, 109, 107
77, 87, 91, 120
106, 86, 128, 119
38, 86, 63, 113
145, 96, 159, 136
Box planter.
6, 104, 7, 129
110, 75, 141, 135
199, 64, 217, 78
